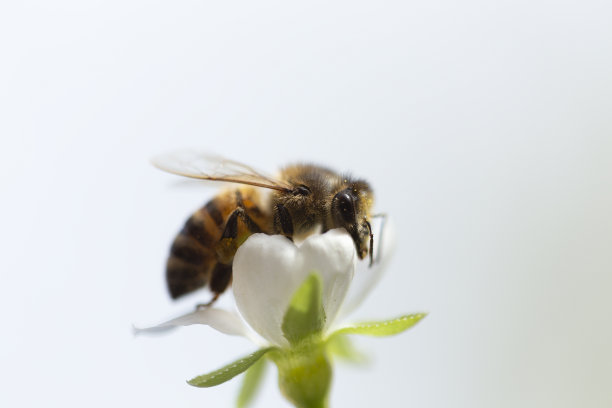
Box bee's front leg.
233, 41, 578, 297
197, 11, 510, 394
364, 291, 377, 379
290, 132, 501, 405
273, 203, 294, 242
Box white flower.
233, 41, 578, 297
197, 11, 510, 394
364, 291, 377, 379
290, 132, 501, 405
137, 219, 425, 408
137, 221, 394, 347
233, 229, 356, 347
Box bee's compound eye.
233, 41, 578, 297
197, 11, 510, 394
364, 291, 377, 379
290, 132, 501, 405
334, 190, 355, 222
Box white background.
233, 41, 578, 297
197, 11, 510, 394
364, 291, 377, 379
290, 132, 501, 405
1, 1, 611, 407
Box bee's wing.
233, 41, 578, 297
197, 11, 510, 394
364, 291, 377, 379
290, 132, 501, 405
152, 151, 293, 192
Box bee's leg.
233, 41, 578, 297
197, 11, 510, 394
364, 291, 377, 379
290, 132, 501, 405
195, 262, 232, 309
198, 204, 263, 309
210, 262, 233, 294
273, 203, 294, 241
196, 293, 219, 310
216, 207, 262, 264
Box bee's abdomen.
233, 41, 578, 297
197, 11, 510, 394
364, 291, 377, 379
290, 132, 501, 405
166, 199, 225, 299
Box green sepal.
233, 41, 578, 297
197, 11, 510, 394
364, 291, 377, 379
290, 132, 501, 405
330, 313, 427, 338
236, 354, 267, 408
187, 347, 275, 388
325, 334, 368, 364
271, 345, 332, 408
282, 272, 326, 345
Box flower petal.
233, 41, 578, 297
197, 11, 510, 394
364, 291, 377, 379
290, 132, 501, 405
232, 229, 355, 347
133, 307, 253, 338
299, 230, 356, 331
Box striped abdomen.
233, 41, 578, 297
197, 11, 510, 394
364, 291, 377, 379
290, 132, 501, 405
166, 188, 271, 299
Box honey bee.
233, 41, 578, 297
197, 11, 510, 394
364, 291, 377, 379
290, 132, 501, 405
154, 153, 377, 305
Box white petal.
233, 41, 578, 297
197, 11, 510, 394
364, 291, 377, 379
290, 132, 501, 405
337, 216, 397, 319
232, 229, 356, 347
299, 229, 356, 331
133, 307, 253, 339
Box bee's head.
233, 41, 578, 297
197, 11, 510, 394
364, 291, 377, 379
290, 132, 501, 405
331, 182, 374, 263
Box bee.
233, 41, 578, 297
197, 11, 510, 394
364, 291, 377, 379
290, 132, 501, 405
153, 153, 377, 305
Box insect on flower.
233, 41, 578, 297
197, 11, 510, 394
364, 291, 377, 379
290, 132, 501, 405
138, 154, 426, 408
153, 152, 380, 307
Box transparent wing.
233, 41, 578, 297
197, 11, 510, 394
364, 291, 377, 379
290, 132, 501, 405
152, 151, 293, 192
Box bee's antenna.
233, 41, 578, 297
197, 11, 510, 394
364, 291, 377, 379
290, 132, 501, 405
365, 219, 374, 267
